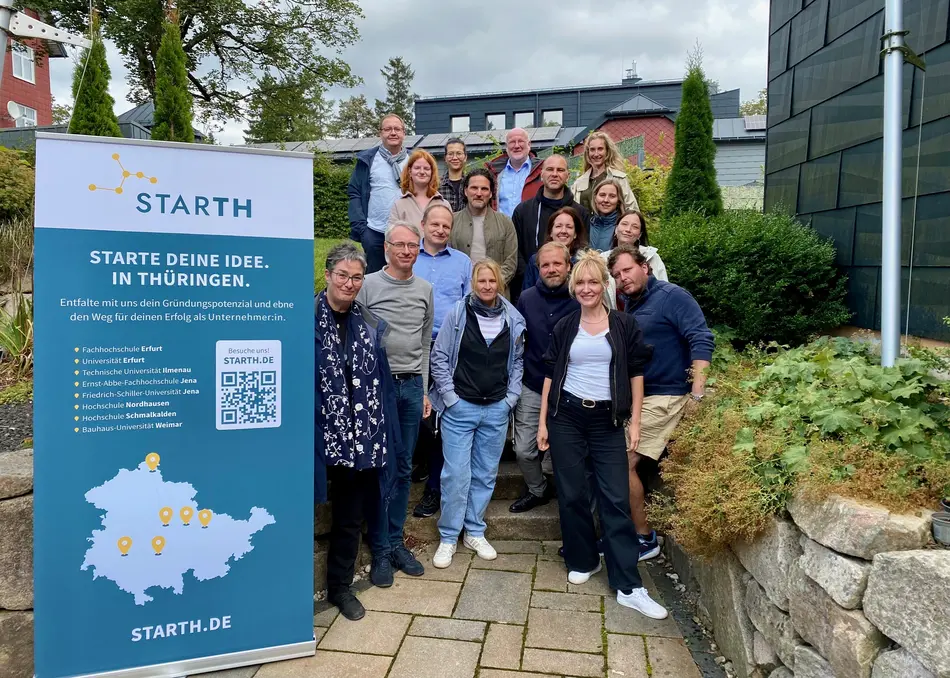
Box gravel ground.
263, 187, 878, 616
0, 400, 32, 451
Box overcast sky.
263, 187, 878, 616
48, 0, 770, 146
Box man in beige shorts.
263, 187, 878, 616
609, 245, 714, 560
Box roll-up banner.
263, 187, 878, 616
32, 133, 315, 677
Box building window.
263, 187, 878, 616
542, 109, 563, 127
12, 42, 35, 84
10, 103, 37, 128
514, 111, 534, 128
485, 113, 506, 131
451, 115, 470, 133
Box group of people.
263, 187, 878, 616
314, 113, 714, 625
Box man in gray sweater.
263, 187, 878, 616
356, 220, 435, 586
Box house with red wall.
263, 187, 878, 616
0, 8, 68, 129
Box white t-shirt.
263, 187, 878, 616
563, 327, 612, 401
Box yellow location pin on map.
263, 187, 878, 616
117, 536, 132, 556
180, 506, 194, 526
152, 536, 166, 556
198, 509, 213, 528
145, 452, 160, 472
159, 506, 173, 526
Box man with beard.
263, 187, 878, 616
511, 155, 589, 301
509, 242, 580, 512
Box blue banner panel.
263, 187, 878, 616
32, 135, 315, 678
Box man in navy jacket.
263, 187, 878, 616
510, 242, 579, 512
608, 244, 714, 560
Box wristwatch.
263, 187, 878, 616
690, 393, 704, 402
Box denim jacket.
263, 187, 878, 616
428, 295, 526, 413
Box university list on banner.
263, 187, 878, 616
32, 135, 315, 678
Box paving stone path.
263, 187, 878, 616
194, 540, 709, 678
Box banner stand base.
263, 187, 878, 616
43, 639, 317, 678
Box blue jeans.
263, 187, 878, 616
438, 398, 510, 542
368, 375, 423, 555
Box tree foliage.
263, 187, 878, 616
51, 97, 72, 125
151, 15, 194, 142
313, 155, 351, 239
31, 0, 362, 124
664, 47, 723, 218
330, 95, 377, 138
69, 17, 122, 138
244, 72, 332, 144
373, 57, 415, 134
740, 88, 768, 116
0, 148, 35, 222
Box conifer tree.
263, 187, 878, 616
664, 47, 723, 218
69, 15, 121, 137
151, 12, 194, 142
374, 57, 416, 134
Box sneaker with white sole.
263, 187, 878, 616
432, 542, 457, 569
567, 562, 602, 585
617, 587, 668, 619
462, 535, 497, 560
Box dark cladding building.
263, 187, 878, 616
766, 0, 950, 341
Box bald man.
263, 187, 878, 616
510, 154, 589, 301
488, 128, 543, 217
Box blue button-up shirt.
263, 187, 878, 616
497, 158, 532, 217
415, 244, 472, 339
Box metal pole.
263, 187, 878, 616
881, 0, 904, 367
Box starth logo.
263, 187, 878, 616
88, 153, 158, 195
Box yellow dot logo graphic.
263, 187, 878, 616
198, 509, 213, 528
74, 381, 79, 387
180, 507, 194, 526
145, 452, 160, 471
89, 154, 158, 195
117, 537, 132, 556
74, 370, 79, 375
159, 506, 173, 526
151, 536, 166, 555
74, 427, 79, 433
74, 404, 79, 410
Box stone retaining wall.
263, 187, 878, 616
665, 494, 948, 678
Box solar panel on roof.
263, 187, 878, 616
419, 133, 450, 148
530, 126, 560, 142
352, 138, 381, 151
744, 115, 767, 130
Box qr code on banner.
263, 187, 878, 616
219, 370, 278, 425
215, 340, 282, 430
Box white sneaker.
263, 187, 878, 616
568, 562, 602, 585
433, 542, 456, 569
462, 535, 497, 560
617, 587, 668, 619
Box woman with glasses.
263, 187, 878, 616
390, 149, 452, 228
428, 259, 525, 569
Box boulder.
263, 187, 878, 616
745, 579, 801, 669
863, 551, 950, 677
733, 516, 802, 611
787, 494, 930, 559
872, 648, 937, 678
799, 535, 872, 609
754, 631, 780, 672
0, 611, 33, 678
794, 645, 835, 678
694, 549, 757, 678
0, 495, 32, 610
0, 449, 32, 500
787, 561, 886, 678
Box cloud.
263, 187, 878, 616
48, 0, 769, 146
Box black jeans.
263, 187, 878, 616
360, 228, 386, 274
548, 392, 642, 592
326, 465, 381, 596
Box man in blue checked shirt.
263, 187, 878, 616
411, 202, 472, 518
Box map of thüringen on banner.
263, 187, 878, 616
81, 452, 275, 605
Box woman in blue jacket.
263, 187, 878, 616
428, 259, 525, 569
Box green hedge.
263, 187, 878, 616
0, 147, 35, 222
654, 209, 851, 345
313, 156, 352, 239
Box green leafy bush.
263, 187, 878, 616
0, 293, 33, 377
313, 156, 352, 239
655, 336, 950, 556
625, 153, 669, 226
654, 209, 851, 345
0, 148, 35, 222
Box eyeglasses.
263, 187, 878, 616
386, 241, 420, 252
381, 126, 404, 133
446, 151, 466, 158
331, 271, 365, 285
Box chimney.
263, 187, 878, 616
622, 60, 641, 85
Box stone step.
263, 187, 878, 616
404, 498, 562, 543
408, 461, 527, 504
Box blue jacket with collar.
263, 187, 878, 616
516, 279, 579, 393
346, 146, 382, 241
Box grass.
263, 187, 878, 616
0, 379, 32, 405
314, 237, 348, 293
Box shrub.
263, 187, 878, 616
655, 337, 950, 556
0, 149, 35, 223
313, 156, 352, 239
0, 293, 33, 377
625, 152, 669, 226
654, 209, 851, 345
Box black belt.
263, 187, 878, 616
393, 372, 421, 381
562, 391, 611, 410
